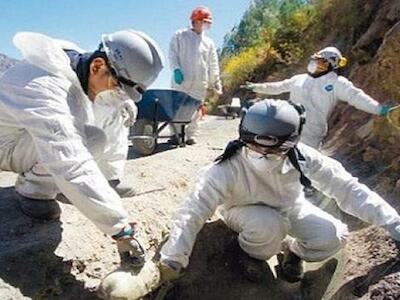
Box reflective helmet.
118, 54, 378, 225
101, 29, 164, 101
190, 6, 213, 23
311, 46, 348, 70
239, 99, 305, 152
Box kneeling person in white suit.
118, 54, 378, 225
0, 30, 164, 264
159, 99, 400, 283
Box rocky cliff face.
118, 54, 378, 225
323, 0, 400, 198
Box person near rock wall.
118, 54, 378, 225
244, 47, 393, 149
158, 99, 400, 283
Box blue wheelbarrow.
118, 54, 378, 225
129, 89, 201, 155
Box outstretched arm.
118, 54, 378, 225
248, 76, 296, 95
299, 144, 400, 229
335, 76, 387, 115
160, 164, 232, 268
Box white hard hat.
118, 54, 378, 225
101, 29, 165, 101
312, 46, 347, 69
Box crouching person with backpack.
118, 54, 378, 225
158, 99, 400, 283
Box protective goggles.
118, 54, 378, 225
242, 134, 299, 155
108, 65, 146, 95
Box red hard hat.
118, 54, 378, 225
190, 6, 213, 23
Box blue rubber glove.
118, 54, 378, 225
174, 69, 184, 85
379, 104, 391, 117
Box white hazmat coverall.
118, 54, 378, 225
0, 32, 130, 235
169, 28, 221, 139
63, 41, 136, 181
160, 143, 400, 267
251, 72, 384, 149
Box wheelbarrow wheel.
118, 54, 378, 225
130, 119, 157, 156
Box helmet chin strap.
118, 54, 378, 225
307, 65, 334, 78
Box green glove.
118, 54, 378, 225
379, 104, 391, 117
174, 69, 184, 85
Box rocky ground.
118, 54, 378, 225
0, 115, 399, 300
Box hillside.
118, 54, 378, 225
0, 53, 18, 74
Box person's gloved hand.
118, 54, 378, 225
241, 81, 256, 91
174, 68, 184, 85
379, 104, 391, 117
158, 259, 182, 282
120, 99, 137, 127
113, 224, 146, 267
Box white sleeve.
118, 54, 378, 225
160, 163, 233, 267
335, 76, 382, 115
252, 76, 296, 95
299, 144, 400, 227
168, 33, 180, 70
5, 77, 129, 236
208, 41, 221, 90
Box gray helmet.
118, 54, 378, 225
239, 99, 305, 151
101, 29, 165, 101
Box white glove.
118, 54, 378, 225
384, 222, 400, 241
120, 99, 137, 128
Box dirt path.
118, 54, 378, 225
0, 115, 399, 300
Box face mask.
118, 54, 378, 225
307, 60, 318, 74
201, 23, 210, 32
245, 148, 282, 172
94, 89, 127, 107
264, 153, 282, 161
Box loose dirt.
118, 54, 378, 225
0, 116, 399, 300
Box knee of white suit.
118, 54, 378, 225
84, 124, 107, 158
15, 164, 60, 199
290, 221, 348, 262
224, 205, 288, 260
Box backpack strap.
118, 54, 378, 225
287, 147, 312, 188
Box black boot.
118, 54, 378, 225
277, 249, 304, 283
109, 180, 136, 198
237, 249, 271, 282
16, 193, 61, 221
185, 138, 197, 145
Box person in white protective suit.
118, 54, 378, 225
157, 100, 400, 283
0, 30, 164, 266
64, 41, 139, 197
169, 6, 222, 145
245, 47, 392, 149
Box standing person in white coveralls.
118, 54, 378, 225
169, 6, 222, 145
0, 30, 164, 265
157, 100, 400, 283
245, 47, 392, 149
